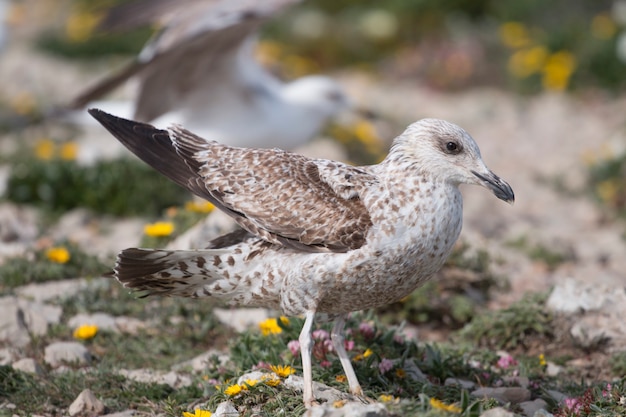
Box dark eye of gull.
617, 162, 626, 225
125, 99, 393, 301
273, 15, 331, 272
445, 141, 460, 154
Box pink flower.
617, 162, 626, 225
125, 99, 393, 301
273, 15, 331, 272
378, 358, 394, 374
564, 397, 581, 413
344, 340, 355, 351
496, 354, 517, 369
602, 383, 612, 398
288, 340, 300, 355
359, 322, 375, 339
320, 360, 332, 368
323, 339, 334, 352
312, 329, 330, 340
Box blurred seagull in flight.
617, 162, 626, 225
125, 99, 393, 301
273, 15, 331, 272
67, 0, 352, 149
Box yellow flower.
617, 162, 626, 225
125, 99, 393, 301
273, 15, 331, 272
46, 246, 70, 264
363, 348, 373, 358
259, 318, 283, 335
542, 51, 576, 91
144, 221, 175, 237
244, 379, 258, 388
270, 364, 296, 378
184, 201, 216, 214
60, 142, 78, 161
224, 384, 244, 396
333, 399, 347, 408
335, 375, 347, 383
430, 398, 462, 413
73, 324, 98, 340
395, 368, 406, 379
353, 348, 373, 362
539, 353, 547, 367
65, 10, 101, 43
255, 40, 284, 66
182, 409, 212, 417
379, 394, 396, 403
591, 13, 617, 40
499, 22, 531, 49
35, 138, 55, 160
508, 46, 548, 78
261, 374, 281, 386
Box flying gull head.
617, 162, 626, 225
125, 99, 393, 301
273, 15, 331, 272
391, 118, 515, 203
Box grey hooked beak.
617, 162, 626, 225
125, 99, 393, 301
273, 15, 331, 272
472, 170, 515, 203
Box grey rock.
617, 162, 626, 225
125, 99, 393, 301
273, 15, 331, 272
471, 387, 531, 404
502, 376, 530, 388
0, 203, 38, 246
0, 347, 17, 365
519, 399, 548, 417
44, 342, 91, 367
113, 316, 147, 334
533, 410, 555, 417
214, 401, 239, 417
102, 411, 137, 417
304, 402, 389, 417
0, 296, 61, 347
444, 378, 476, 390
546, 279, 626, 313
545, 362, 563, 377
68, 389, 105, 416
237, 370, 269, 385
284, 375, 352, 403
15, 277, 109, 303
213, 307, 271, 333
173, 349, 229, 373
68, 313, 117, 331
118, 369, 192, 388
546, 390, 568, 403
12, 358, 43, 375
479, 408, 515, 417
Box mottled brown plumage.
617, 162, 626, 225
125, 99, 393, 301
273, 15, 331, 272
90, 109, 514, 407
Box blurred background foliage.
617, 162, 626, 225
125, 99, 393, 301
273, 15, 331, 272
36, 0, 626, 93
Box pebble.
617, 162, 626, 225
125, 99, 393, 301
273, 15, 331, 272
0, 296, 62, 347
68, 389, 105, 416
44, 341, 91, 367
444, 377, 476, 390
213, 307, 272, 333
284, 375, 352, 404
213, 401, 239, 417
102, 411, 137, 417
471, 387, 531, 404
12, 357, 43, 375
519, 399, 548, 417
118, 368, 192, 388
479, 408, 516, 417
68, 312, 117, 331
15, 277, 109, 303
0, 347, 16, 365
172, 349, 229, 373
303, 402, 389, 417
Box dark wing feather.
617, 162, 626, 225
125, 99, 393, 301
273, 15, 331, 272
89, 109, 375, 253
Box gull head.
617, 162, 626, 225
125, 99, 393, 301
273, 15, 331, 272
282, 75, 350, 119
392, 118, 515, 203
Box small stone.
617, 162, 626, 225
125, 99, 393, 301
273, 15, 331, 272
213, 401, 239, 417
68, 389, 105, 416
102, 411, 136, 417
284, 375, 352, 404
237, 370, 269, 385
15, 278, 108, 303
519, 399, 548, 417
213, 307, 271, 333
479, 408, 515, 417
113, 316, 147, 334
444, 377, 476, 390
172, 349, 229, 373
533, 410, 555, 417
68, 313, 117, 331
118, 369, 192, 388
471, 387, 531, 404
303, 401, 389, 417
545, 362, 563, 377
44, 342, 91, 367
502, 376, 529, 388
0, 347, 17, 365
546, 390, 568, 403
12, 358, 43, 375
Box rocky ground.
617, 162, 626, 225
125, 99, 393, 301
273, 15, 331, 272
1, 9, 626, 417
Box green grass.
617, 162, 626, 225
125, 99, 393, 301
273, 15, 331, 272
4, 157, 191, 217
506, 236, 572, 270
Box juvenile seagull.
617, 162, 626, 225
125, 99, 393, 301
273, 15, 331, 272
89, 109, 514, 407
69, 0, 349, 149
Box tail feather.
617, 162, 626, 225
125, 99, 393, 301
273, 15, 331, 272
115, 248, 226, 297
